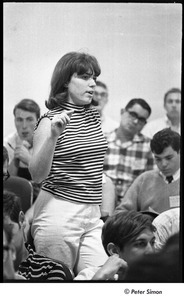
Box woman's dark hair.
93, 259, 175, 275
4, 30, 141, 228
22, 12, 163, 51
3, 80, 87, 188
45, 51, 101, 109
150, 128, 180, 154
95, 80, 107, 90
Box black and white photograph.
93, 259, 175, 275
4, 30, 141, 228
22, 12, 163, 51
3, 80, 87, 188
3, 2, 182, 298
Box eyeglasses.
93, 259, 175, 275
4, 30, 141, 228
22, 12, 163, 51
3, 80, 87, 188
94, 91, 108, 98
126, 110, 147, 125
3, 171, 10, 181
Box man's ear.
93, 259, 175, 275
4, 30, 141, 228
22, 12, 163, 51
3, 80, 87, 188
106, 242, 120, 256
18, 211, 26, 229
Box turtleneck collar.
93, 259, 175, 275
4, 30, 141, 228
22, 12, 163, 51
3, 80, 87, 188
59, 101, 86, 112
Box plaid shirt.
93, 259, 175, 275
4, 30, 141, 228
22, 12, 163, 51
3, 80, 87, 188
103, 129, 156, 205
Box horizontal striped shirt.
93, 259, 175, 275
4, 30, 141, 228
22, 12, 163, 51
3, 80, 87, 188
35, 102, 108, 204
103, 129, 156, 205
18, 243, 73, 281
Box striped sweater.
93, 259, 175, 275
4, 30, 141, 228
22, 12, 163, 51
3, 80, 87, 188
35, 102, 108, 204
18, 243, 73, 281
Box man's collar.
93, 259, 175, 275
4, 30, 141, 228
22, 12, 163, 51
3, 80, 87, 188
160, 168, 180, 182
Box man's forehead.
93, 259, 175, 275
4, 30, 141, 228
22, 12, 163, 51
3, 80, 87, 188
166, 92, 181, 100
128, 104, 149, 118
134, 230, 155, 242
154, 146, 178, 157
15, 108, 36, 117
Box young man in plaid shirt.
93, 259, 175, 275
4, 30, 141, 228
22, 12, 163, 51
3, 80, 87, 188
103, 98, 156, 207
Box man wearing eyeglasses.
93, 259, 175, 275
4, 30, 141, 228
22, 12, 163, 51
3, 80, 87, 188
103, 98, 156, 207
91, 81, 118, 134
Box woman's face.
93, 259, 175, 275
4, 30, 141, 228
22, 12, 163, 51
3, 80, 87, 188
67, 71, 97, 106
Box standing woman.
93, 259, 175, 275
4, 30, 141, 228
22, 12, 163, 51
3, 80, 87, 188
29, 51, 108, 275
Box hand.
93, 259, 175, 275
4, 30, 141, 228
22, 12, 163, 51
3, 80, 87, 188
51, 109, 74, 138
14, 144, 31, 166
92, 254, 128, 280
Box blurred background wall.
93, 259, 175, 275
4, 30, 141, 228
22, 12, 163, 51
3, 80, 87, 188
4, 3, 182, 137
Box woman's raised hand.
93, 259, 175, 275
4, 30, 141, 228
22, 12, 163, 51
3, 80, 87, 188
51, 109, 74, 138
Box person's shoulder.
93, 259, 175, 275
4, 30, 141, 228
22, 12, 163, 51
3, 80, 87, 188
141, 116, 167, 138
153, 208, 180, 229
145, 116, 166, 126
105, 129, 117, 141
15, 272, 27, 280
26, 244, 73, 274
103, 115, 119, 126
160, 207, 180, 219
137, 169, 158, 180
137, 132, 151, 142
4, 131, 18, 142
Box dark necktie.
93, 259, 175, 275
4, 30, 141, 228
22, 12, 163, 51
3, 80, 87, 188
166, 175, 173, 183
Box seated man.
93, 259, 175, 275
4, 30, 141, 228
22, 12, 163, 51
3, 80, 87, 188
152, 207, 180, 251
4, 99, 42, 201
74, 210, 156, 280
103, 98, 155, 207
116, 128, 180, 214
3, 190, 73, 281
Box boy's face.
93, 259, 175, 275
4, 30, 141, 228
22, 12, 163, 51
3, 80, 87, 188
3, 230, 16, 280
119, 229, 155, 264
14, 108, 38, 145
120, 104, 149, 136
3, 215, 23, 253
153, 146, 180, 177
164, 92, 181, 119
93, 85, 108, 114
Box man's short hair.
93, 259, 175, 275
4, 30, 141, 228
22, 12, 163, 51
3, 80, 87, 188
150, 128, 180, 154
95, 80, 107, 90
13, 99, 40, 119
124, 98, 152, 117
3, 191, 22, 224
164, 88, 181, 104
101, 210, 156, 255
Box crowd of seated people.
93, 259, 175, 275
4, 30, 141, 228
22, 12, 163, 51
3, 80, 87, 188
3, 51, 181, 282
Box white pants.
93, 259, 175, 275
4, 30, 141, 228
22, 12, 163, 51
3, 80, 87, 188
31, 190, 108, 274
